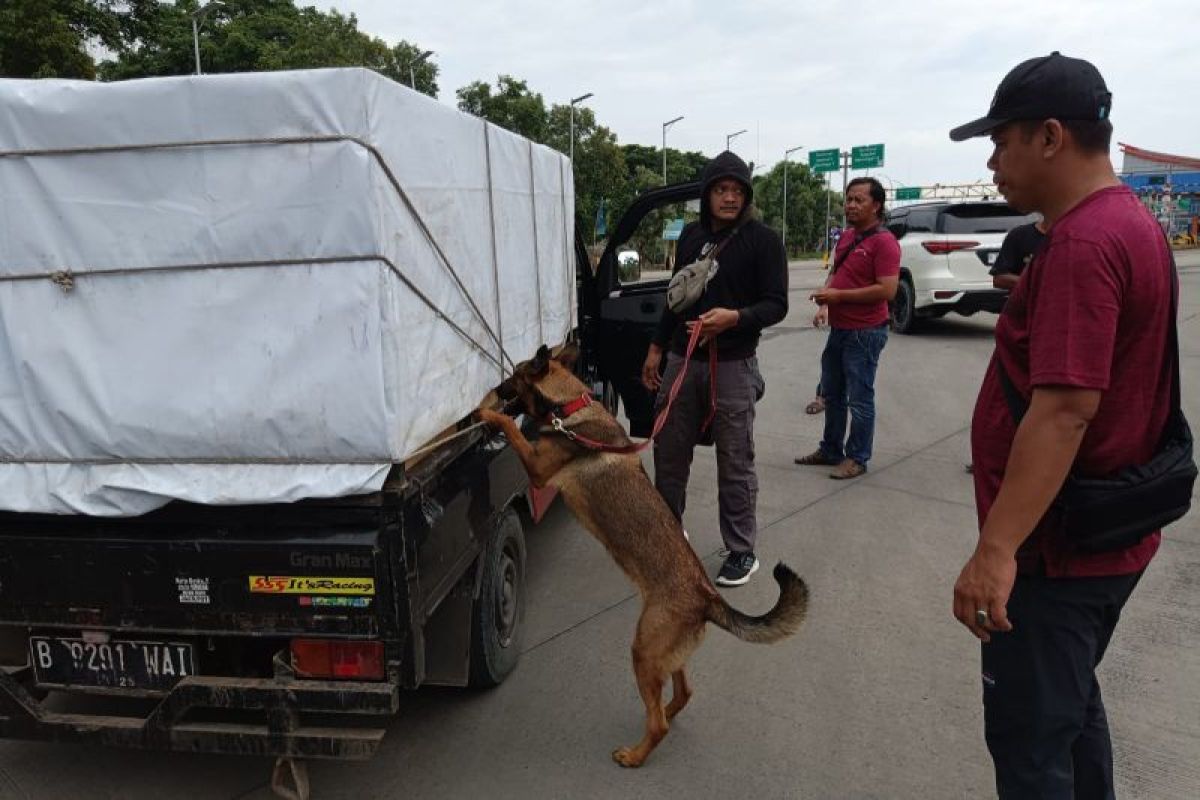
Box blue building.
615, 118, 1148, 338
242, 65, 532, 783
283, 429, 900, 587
1119, 143, 1200, 240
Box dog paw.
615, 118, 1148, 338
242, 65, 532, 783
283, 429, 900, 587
611, 747, 644, 768
476, 408, 507, 428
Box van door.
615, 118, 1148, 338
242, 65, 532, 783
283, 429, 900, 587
582, 183, 701, 437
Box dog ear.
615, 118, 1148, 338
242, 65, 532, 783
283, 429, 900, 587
495, 377, 518, 401
527, 346, 552, 378
554, 342, 580, 370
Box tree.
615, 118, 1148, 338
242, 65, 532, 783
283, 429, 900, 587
96, 1, 438, 96
0, 0, 126, 79
620, 143, 708, 186
544, 104, 627, 244
455, 75, 547, 141
752, 160, 838, 255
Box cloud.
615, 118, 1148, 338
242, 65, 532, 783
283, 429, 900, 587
321, 0, 1200, 185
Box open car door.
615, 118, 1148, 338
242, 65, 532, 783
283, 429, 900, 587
579, 182, 701, 437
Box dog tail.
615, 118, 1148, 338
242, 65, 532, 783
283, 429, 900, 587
706, 562, 809, 644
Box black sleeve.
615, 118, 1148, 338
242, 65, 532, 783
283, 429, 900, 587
734, 225, 789, 332
990, 224, 1032, 276
653, 306, 678, 349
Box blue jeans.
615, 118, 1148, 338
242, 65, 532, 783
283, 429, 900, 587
819, 324, 888, 466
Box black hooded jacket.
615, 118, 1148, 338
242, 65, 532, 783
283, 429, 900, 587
652, 151, 788, 360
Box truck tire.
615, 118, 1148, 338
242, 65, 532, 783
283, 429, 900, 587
890, 277, 919, 335
469, 509, 526, 688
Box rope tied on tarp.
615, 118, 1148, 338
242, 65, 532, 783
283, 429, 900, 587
0, 132, 564, 373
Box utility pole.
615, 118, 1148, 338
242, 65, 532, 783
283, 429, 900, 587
782, 145, 804, 256
841, 151, 851, 227
662, 116, 683, 185
409, 50, 433, 90
824, 172, 833, 264
191, 1, 225, 76
569, 92, 593, 163
726, 129, 747, 151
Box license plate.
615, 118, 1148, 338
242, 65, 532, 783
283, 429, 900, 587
29, 636, 195, 691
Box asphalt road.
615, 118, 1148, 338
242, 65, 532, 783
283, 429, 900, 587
2, 251, 1198, 799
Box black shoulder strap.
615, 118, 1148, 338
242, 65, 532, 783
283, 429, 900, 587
708, 222, 743, 260
995, 230, 1180, 426
831, 226, 884, 274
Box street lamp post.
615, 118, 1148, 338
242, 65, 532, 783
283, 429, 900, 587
782, 145, 804, 256
569, 92, 593, 163
726, 129, 747, 151
662, 116, 683, 185
191, 1, 225, 76
409, 49, 434, 90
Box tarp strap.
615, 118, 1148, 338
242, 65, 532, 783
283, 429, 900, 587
481, 124, 507, 377
527, 139, 545, 346
0, 456, 392, 465
559, 158, 574, 324
0, 134, 520, 371
0, 254, 504, 373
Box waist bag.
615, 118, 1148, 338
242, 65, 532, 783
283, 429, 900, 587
666, 224, 741, 314
996, 238, 1196, 553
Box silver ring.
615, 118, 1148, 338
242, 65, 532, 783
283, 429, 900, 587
975, 609, 989, 626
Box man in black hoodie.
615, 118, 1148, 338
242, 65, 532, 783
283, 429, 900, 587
640, 151, 788, 586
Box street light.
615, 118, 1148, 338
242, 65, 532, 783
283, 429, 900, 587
409, 49, 434, 90
662, 116, 683, 184
569, 92, 593, 163
782, 145, 804, 256
191, 0, 225, 76
726, 129, 748, 151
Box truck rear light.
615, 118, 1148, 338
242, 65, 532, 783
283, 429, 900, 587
922, 240, 980, 254
290, 639, 385, 680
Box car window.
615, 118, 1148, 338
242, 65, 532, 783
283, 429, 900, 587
885, 209, 908, 238
939, 203, 1037, 234
906, 207, 939, 233
616, 202, 698, 286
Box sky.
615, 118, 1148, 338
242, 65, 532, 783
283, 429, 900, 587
315, 0, 1198, 189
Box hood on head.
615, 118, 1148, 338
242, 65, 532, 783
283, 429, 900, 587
700, 150, 754, 228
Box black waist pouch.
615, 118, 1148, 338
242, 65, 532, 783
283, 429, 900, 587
997, 238, 1196, 553
1053, 409, 1196, 552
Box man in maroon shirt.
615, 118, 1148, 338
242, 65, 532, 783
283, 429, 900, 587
949, 53, 1175, 798
794, 178, 899, 479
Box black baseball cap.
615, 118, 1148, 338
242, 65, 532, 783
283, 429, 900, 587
949, 52, 1112, 142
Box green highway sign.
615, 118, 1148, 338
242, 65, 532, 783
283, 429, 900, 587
895, 186, 921, 201
808, 148, 841, 173
851, 143, 885, 169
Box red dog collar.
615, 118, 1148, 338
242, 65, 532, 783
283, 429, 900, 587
554, 392, 593, 419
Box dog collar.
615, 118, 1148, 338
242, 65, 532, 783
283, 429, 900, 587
554, 392, 593, 420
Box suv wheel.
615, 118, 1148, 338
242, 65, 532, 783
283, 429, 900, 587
890, 277, 918, 335
468, 509, 526, 688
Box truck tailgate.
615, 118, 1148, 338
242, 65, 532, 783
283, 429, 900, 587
0, 504, 393, 638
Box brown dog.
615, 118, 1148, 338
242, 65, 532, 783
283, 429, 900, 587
478, 344, 808, 767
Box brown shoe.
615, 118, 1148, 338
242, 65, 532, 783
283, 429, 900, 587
794, 449, 838, 466
830, 459, 866, 480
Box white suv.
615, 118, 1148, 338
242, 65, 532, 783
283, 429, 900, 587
885, 200, 1037, 333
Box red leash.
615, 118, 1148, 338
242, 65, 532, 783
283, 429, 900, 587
548, 323, 717, 454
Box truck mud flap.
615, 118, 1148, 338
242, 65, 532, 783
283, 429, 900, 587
0, 668, 398, 760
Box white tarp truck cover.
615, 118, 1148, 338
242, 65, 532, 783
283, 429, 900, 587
0, 68, 575, 516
